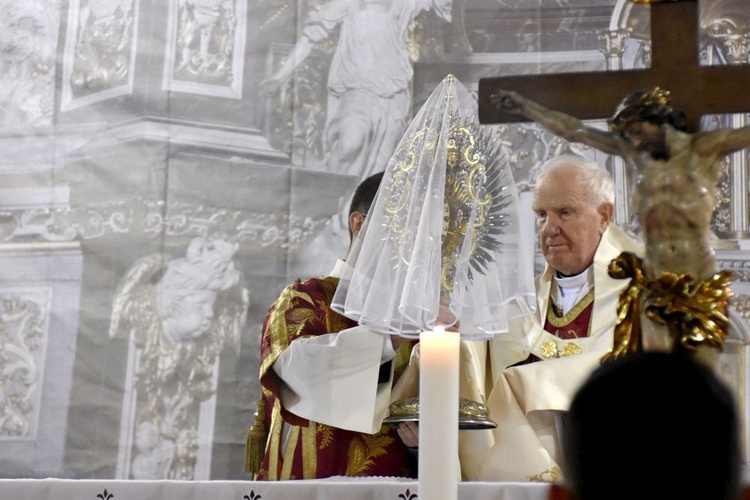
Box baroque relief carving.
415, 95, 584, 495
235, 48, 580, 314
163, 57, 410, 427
109, 237, 248, 479
0, 288, 51, 439
61, 0, 137, 111
0, 197, 332, 250
162, 0, 247, 98
0, 1, 61, 128
597, 28, 631, 67
712, 155, 734, 237
732, 294, 750, 324
492, 121, 603, 193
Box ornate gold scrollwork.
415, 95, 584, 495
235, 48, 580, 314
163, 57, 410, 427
383, 115, 512, 294
602, 251, 733, 363
541, 340, 582, 359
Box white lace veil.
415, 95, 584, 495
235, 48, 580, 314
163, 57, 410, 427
331, 75, 536, 339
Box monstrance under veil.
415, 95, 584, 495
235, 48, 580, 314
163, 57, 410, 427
331, 74, 536, 340
331, 74, 536, 499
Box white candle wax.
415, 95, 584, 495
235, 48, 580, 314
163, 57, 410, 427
418, 325, 459, 500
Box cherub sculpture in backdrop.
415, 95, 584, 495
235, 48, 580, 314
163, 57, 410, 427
493, 87, 750, 367
109, 236, 248, 479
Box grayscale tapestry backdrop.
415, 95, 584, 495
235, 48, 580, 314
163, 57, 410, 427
2, 0, 750, 480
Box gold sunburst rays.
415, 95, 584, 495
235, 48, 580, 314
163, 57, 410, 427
384, 111, 514, 294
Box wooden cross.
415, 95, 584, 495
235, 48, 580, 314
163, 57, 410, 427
477, 0, 750, 132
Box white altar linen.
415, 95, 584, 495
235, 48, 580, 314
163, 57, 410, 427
0, 478, 550, 500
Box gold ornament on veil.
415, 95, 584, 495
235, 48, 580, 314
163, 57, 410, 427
381, 108, 512, 430
361, 75, 533, 430
329, 75, 535, 341
383, 111, 513, 294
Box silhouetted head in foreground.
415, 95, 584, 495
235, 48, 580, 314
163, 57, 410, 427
551, 351, 741, 500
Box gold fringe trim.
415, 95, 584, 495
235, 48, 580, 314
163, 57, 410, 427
245, 397, 267, 474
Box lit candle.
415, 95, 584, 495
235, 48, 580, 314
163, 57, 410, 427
418, 325, 459, 500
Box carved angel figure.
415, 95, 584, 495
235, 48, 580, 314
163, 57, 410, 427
261, 0, 454, 178
109, 236, 249, 479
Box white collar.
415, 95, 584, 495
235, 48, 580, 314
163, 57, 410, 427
552, 265, 594, 315
554, 266, 593, 291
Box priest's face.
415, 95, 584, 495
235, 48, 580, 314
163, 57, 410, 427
533, 164, 611, 276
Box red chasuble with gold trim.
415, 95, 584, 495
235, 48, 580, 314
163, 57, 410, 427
544, 289, 594, 341
255, 276, 415, 480
516, 289, 594, 365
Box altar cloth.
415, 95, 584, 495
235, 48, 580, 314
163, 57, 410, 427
0, 478, 550, 500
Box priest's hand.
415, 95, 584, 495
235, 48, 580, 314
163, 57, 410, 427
397, 421, 419, 449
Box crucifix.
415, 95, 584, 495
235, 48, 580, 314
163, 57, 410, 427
479, 0, 750, 231
480, 0, 750, 232
478, 0, 750, 132
477, 0, 750, 367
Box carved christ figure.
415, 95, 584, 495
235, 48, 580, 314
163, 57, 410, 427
493, 87, 750, 366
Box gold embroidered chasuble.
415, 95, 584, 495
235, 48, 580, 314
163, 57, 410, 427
255, 273, 415, 480
479, 224, 643, 481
